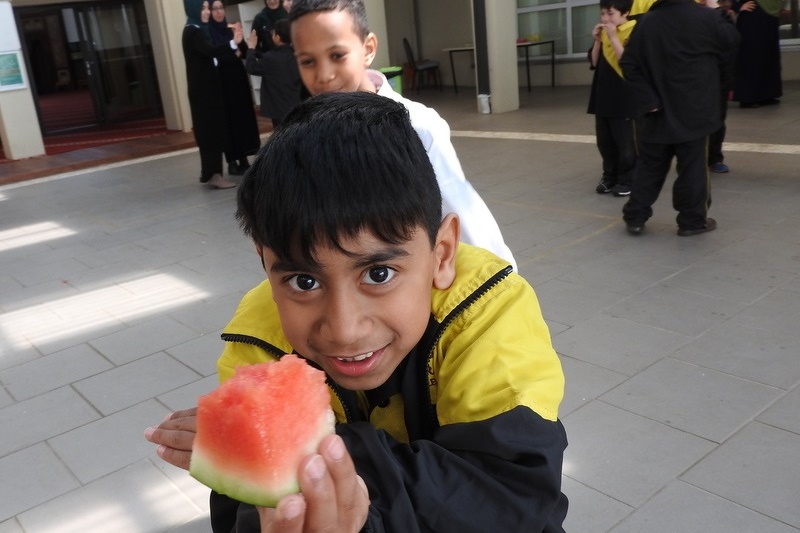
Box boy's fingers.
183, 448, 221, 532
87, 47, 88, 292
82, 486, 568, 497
156, 444, 192, 470
320, 435, 370, 528
266, 495, 306, 532
297, 454, 338, 530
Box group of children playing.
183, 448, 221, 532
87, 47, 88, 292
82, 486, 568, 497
153, 0, 568, 531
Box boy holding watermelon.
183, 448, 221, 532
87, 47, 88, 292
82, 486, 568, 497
147, 91, 568, 532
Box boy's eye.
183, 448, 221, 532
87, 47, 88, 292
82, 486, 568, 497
363, 266, 395, 285
288, 274, 319, 291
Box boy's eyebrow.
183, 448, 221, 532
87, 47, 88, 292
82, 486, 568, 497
350, 247, 411, 268
269, 247, 412, 274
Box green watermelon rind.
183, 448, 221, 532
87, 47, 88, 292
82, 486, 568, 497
190, 408, 336, 508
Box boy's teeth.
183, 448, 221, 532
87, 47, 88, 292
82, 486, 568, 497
336, 351, 374, 362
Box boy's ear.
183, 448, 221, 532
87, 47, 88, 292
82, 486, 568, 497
432, 214, 459, 290
363, 32, 378, 68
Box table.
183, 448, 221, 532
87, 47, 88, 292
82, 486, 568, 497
443, 40, 555, 93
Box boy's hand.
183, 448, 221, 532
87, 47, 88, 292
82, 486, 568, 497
602, 22, 618, 38
247, 29, 259, 50
257, 434, 370, 533
144, 407, 197, 470
592, 23, 604, 41
739, 0, 756, 10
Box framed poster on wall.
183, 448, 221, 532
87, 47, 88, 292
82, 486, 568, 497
0, 50, 27, 91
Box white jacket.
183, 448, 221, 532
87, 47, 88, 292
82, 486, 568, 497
370, 70, 516, 270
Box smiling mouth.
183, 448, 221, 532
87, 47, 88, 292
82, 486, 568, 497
335, 351, 374, 362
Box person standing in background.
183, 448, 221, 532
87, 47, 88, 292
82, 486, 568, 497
587, 0, 638, 198
283, 0, 293, 11
182, 0, 242, 189
620, 0, 739, 236
245, 19, 302, 129
733, 0, 783, 107
251, 0, 288, 53
208, 0, 261, 176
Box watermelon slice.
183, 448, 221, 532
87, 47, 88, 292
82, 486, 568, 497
190, 354, 335, 507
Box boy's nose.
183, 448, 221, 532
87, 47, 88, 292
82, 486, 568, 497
316, 64, 335, 85
320, 292, 367, 346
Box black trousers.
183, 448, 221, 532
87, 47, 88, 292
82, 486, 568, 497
707, 93, 728, 165
199, 146, 223, 180
595, 115, 637, 186
623, 135, 711, 230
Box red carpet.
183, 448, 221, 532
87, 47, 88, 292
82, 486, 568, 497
0, 88, 175, 163
1, 117, 175, 162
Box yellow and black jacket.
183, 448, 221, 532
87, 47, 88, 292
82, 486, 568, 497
211, 244, 568, 532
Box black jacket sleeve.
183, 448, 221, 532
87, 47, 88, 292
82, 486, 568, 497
340, 406, 568, 533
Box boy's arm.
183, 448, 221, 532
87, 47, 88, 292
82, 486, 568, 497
590, 25, 603, 68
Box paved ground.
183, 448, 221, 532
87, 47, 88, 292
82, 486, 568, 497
2, 83, 800, 532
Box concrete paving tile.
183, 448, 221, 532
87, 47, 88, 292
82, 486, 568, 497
517, 258, 576, 287
89, 316, 200, 366
0, 387, 99, 457
671, 322, 800, 389
15, 459, 204, 533
0, 278, 80, 313
0, 343, 112, 401
0, 443, 79, 522
682, 422, 800, 529
556, 254, 676, 296
73, 353, 200, 416
147, 457, 211, 514
165, 330, 225, 377
157, 375, 218, 412
601, 358, 784, 443
166, 515, 214, 533
0, 387, 12, 409
563, 401, 715, 508
757, 386, 800, 435
560, 477, 633, 533
534, 279, 626, 327
3, 257, 90, 288
559, 356, 627, 417
48, 400, 170, 484
729, 289, 800, 336
609, 481, 800, 533
662, 261, 795, 305
167, 292, 246, 335
708, 238, 800, 274
604, 284, 745, 337
0, 344, 40, 373
0, 519, 23, 533
554, 314, 691, 376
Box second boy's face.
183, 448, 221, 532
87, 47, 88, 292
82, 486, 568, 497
600, 7, 627, 26
257, 219, 458, 391
291, 10, 377, 95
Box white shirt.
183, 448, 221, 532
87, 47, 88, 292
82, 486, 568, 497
370, 70, 517, 270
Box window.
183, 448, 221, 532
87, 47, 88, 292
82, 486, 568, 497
517, 0, 600, 59
519, 0, 800, 59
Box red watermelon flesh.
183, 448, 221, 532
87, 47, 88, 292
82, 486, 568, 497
190, 354, 335, 507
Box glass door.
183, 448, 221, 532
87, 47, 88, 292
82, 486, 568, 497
71, 1, 162, 123
18, 1, 162, 134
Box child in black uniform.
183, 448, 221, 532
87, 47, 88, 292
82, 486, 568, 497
588, 0, 637, 197
245, 19, 302, 129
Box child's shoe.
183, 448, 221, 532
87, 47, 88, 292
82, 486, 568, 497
611, 184, 632, 197
596, 178, 615, 194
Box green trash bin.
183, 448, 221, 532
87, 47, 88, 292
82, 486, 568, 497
379, 66, 403, 95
